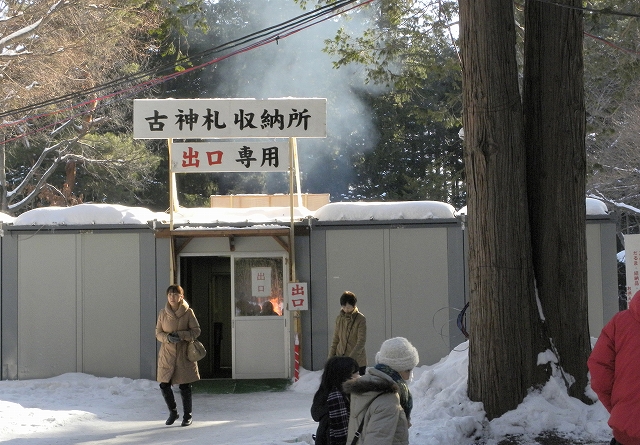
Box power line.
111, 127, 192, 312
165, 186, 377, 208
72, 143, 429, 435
0, 0, 372, 140
0, 0, 363, 120
524, 0, 640, 59
585, 32, 640, 58
1, 0, 635, 142
532, 0, 640, 19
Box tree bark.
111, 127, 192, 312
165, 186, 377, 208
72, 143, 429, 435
459, 0, 543, 420
523, 0, 591, 402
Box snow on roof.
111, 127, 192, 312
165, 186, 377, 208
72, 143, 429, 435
12, 204, 164, 226
586, 198, 609, 215
4, 197, 610, 227
457, 198, 609, 217
9, 203, 314, 227
0, 212, 15, 224
169, 206, 314, 225
617, 250, 625, 263
313, 201, 457, 221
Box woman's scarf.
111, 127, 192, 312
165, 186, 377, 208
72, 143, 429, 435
327, 386, 350, 445
374, 363, 413, 420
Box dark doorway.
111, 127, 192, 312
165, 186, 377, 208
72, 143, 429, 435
180, 256, 232, 379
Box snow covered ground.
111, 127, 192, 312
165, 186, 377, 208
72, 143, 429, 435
0, 199, 615, 444
0, 341, 612, 445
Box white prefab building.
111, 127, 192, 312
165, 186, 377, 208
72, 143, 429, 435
304, 202, 467, 369
1, 227, 159, 380
0, 200, 618, 381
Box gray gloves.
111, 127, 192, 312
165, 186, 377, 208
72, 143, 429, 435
167, 332, 181, 343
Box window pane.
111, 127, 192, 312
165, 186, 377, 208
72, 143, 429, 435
234, 257, 284, 316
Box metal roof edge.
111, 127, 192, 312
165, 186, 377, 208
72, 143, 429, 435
586, 214, 616, 222
309, 217, 461, 228
5, 223, 155, 233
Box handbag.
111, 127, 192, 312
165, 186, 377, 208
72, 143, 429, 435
187, 340, 207, 362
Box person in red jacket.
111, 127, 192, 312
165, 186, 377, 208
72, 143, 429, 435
588, 291, 640, 445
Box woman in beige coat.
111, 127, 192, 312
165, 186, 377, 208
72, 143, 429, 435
329, 291, 367, 375
155, 284, 201, 427
343, 337, 419, 445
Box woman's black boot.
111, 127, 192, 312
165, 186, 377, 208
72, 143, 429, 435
179, 383, 193, 426
160, 383, 179, 425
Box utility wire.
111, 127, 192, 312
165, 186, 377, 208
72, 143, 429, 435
514, 1, 640, 58
585, 32, 640, 58
0, 0, 362, 120
0, 0, 369, 130
1, 0, 635, 141
532, 0, 640, 19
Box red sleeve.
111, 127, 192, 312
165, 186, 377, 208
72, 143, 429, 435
587, 321, 616, 412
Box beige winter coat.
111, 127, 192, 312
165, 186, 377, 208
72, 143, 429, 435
329, 307, 367, 368
343, 368, 409, 445
155, 300, 201, 384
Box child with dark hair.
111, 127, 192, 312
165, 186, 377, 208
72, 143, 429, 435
311, 356, 360, 445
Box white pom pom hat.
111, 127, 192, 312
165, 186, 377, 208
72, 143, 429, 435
375, 337, 419, 372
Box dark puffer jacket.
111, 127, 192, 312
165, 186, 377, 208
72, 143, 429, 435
342, 368, 408, 445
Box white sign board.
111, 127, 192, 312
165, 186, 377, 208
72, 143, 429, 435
171, 141, 289, 173
251, 267, 272, 298
287, 282, 308, 311
133, 98, 326, 139
625, 234, 640, 302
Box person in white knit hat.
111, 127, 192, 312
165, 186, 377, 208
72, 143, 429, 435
343, 337, 419, 445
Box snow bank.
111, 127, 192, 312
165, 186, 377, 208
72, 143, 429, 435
0, 341, 613, 444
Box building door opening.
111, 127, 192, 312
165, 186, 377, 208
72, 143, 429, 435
180, 256, 232, 379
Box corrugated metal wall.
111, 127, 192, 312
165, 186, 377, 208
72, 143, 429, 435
308, 222, 466, 369
307, 218, 618, 370
0, 215, 618, 379
2, 228, 159, 380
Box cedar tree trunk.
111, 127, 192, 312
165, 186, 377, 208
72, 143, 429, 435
523, 0, 592, 402
459, 0, 544, 420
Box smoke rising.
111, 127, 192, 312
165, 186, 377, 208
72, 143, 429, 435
194, 0, 385, 199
